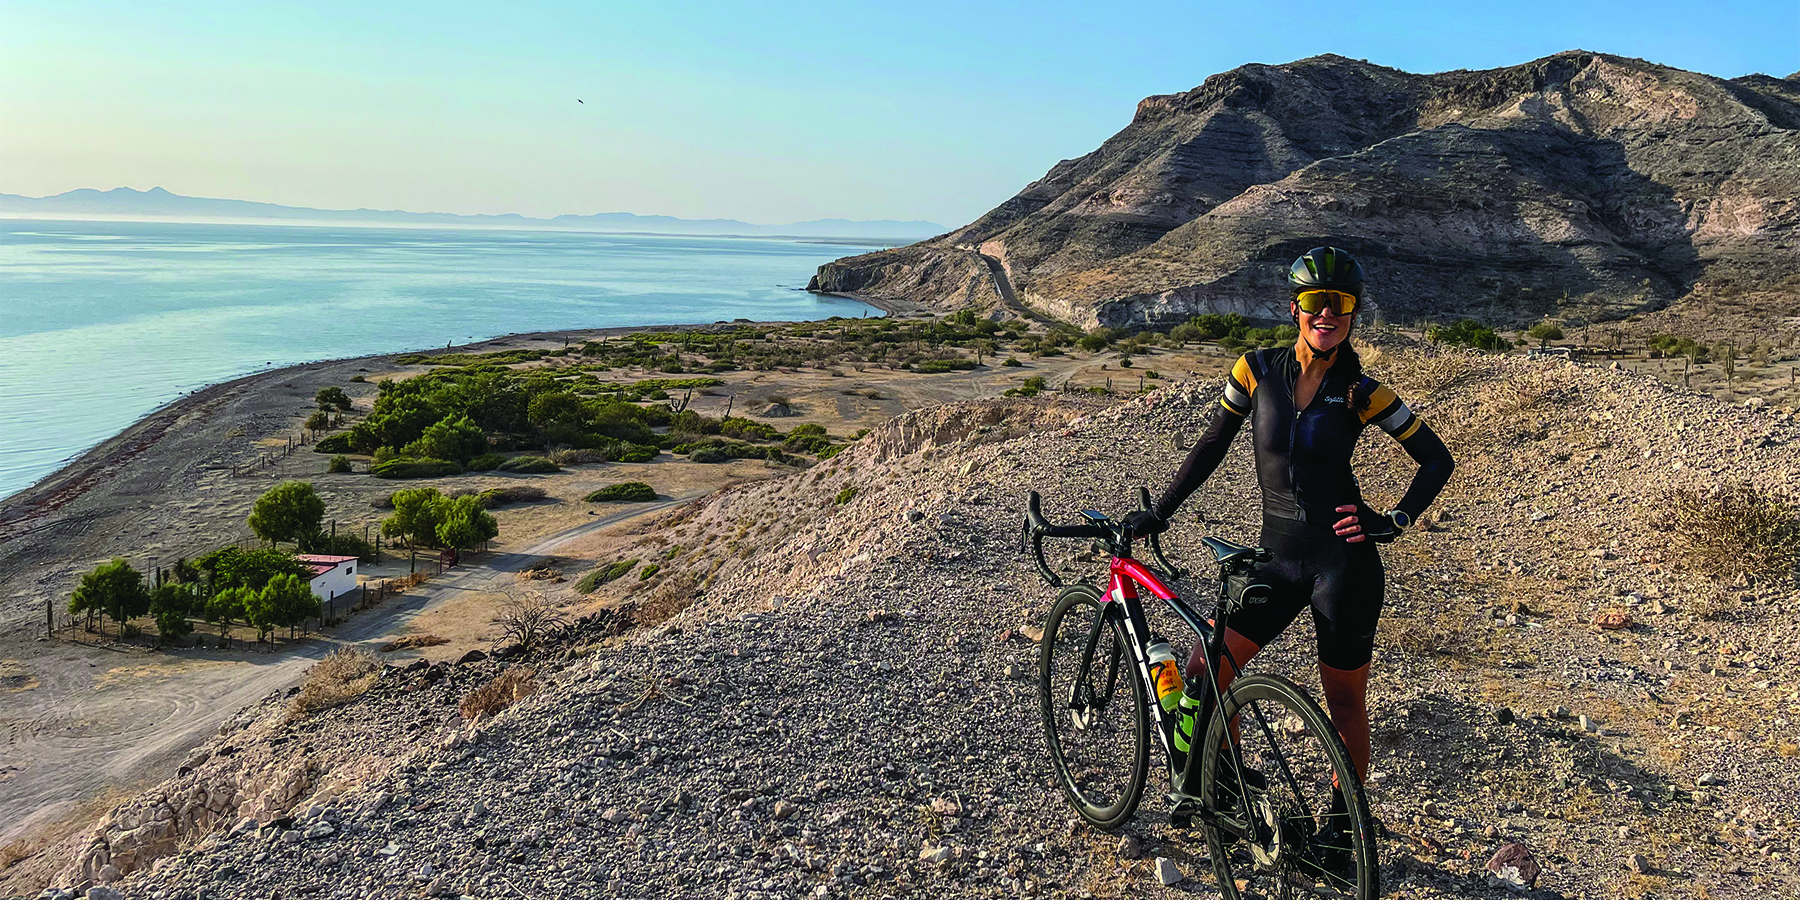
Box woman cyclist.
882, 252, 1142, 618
1125, 246, 1454, 827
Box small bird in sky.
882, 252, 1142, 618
577, 99, 584, 104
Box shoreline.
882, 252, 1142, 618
0, 300, 916, 530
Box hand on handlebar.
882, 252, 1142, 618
1121, 509, 1168, 536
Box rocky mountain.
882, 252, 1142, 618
0, 187, 946, 240
809, 52, 1800, 330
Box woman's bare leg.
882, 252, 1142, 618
1318, 661, 1372, 780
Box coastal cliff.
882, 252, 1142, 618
811, 52, 1800, 329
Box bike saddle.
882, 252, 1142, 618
1200, 536, 1258, 567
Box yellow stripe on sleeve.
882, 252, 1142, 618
1359, 385, 1400, 425
1232, 355, 1257, 396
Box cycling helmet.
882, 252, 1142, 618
1288, 246, 1364, 299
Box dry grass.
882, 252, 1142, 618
459, 667, 538, 721
1380, 613, 1474, 659
631, 572, 699, 627
377, 634, 449, 653
1666, 481, 1800, 581
515, 566, 563, 582
290, 649, 382, 716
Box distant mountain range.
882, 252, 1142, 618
0, 186, 947, 240
811, 51, 1798, 328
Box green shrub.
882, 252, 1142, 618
834, 487, 856, 505
689, 448, 732, 464
327, 455, 353, 474
1001, 357, 1022, 367
1427, 319, 1507, 352
619, 444, 659, 463
315, 432, 357, 454
371, 458, 463, 479
575, 559, 639, 593
466, 452, 507, 471
783, 433, 835, 454
816, 443, 847, 460
475, 485, 548, 508
788, 423, 827, 437
913, 358, 978, 373
720, 417, 781, 441
498, 456, 559, 474
349, 374, 367, 383
638, 563, 661, 581
1077, 334, 1109, 352
586, 482, 657, 502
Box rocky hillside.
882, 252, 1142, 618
810, 52, 1800, 331
12, 340, 1800, 899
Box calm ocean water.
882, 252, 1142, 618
0, 219, 881, 501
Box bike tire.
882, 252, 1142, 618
1037, 583, 1150, 830
1200, 672, 1379, 900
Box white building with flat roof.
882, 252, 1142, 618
296, 554, 358, 602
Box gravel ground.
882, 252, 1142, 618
17, 338, 1800, 900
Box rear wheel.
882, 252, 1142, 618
1201, 673, 1378, 900
1038, 584, 1149, 830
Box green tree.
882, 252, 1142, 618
1527, 322, 1565, 347
149, 582, 196, 643
1077, 333, 1110, 352
198, 547, 308, 592
204, 586, 252, 642
247, 481, 326, 546
254, 573, 319, 642
436, 495, 500, 551
404, 415, 487, 463
383, 487, 445, 572
316, 386, 352, 411
305, 411, 331, 436
69, 558, 151, 635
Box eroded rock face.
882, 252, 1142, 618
813, 52, 1799, 329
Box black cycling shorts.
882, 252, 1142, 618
1226, 516, 1385, 671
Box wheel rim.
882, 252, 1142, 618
1043, 597, 1140, 820
1210, 693, 1366, 898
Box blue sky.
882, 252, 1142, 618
1, 1, 1792, 225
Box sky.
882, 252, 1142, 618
1, 1, 1793, 227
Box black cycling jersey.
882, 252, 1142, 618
1154, 347, 1454, 527
1154, 346, 1455, 670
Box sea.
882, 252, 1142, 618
0, 218, 884, 502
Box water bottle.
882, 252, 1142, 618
1172, 686, 1204, 777
1146, 640, 1184, 713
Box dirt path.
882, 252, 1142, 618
0, 494, 690, 846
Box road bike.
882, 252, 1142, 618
1024, 489, 1380, 899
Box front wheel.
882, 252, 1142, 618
1038, 584, 1149, 830
1201, 673, 1379, 900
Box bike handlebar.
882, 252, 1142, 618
1023, 489, 1187, 587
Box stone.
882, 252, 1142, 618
1485, 843, 1540, 890
918, 845, 951, 865
1116, 835, 1141, 859
1593, 609, 1632, 630
95, 865, 120, 884
458, 650, 488, 664
772, 801, 798, 821
303, 822, 336, 840
1155, 857, 1183, 885
1494, 707, 1515, 725
85, 889, 124, 900
1697, 772, 1727, 786
1580, 716, 1598, 733
1627, 853, 1651, 874
603, 808, 627, 824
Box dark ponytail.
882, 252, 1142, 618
1341, 341, 1373, 412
